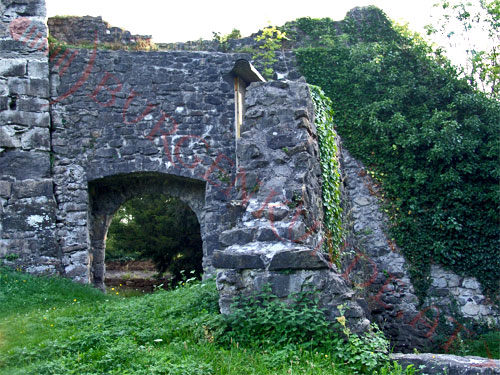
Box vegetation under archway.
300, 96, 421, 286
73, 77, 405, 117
106, 194, 203, 286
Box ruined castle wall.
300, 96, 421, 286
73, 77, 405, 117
49, 48, 256, 282
341, 147, 500, 351
2, 1, 497, 354
214, 80, 371, 334
48, 16, 152, 47
0, 0, 59, 273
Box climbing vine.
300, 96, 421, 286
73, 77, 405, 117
295, 13, 500, 299
309, 85, 343, 263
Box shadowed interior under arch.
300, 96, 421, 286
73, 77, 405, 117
88, 172, 206, 289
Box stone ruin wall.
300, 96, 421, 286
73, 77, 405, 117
1, 0, 499, 356
213, 79, 371, 334
49, 47, 243, 284
48, 15, 152, 47
0, 0, 58, 273
340, 148, 500, 351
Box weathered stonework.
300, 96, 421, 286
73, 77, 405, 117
1, 0, 498, 355
48, 16, 152, 47
341, 148, 427, 349
48, 48, 247, 283
391, 353, 500, 375
214, 79, 370, 333
426, 264, 499, 325
0, 0, 58, 274
340, 147, 500, 350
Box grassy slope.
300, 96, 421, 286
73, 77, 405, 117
1, 268, 496, 374
0, 268, 355, 375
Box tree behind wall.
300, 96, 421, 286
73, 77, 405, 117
106, 194, 203, 282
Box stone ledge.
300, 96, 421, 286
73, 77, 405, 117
391, 353, 500, 375
213, 244, 332, 271
212, 250, 265, 269
269, 249, 331, 270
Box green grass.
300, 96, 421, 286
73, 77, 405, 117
456, 332, 500, 359
0, 267, 109, 316
0, 267, 417, 374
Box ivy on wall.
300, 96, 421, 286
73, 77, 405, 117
310, 85, 343, 264
294, 11, 500, 299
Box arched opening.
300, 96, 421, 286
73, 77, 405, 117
105, 194, 203, 291
88, 172, 206, 291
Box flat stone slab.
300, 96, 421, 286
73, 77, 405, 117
269, 249, 331, 270
212, 250, 265, 269
391, 353, 500, 375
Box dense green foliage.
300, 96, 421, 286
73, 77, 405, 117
286, 6, 397, 46
225, 285, 394, 374
310, 85, 343, 262
0, 268, 421, 374
106, 195, 203, 282
294, 10, 500, 298
212, 28, 241, 52
431, 306, 500, 357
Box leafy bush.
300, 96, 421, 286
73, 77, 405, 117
212, 28, 241, 52
223, 285, 332, 349
222, 284, 394, 374
295, 15, 500, 299
253, 25, 288, 79
428, 303, 500, 357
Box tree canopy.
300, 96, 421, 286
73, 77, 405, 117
106, 194, 203, 283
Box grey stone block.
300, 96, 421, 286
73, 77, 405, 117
0, 59, 26, 77
13, 179, 53, 198
212, 250, 265, 269
20, 127, 49, 150
27, 60, 48, 79
95, 148, 118, 158
0, 96, 8, 111
0, 150, 50, 179
0, 110, 50, 127
391, 353, 500, 375
266, 273, 291, 297
17, 97, 48, 112
267, 134, 296, 150
0, 180, 12, 198
8, 77, 49, 97
0, 125, 21, 148
256, 227, 277, 242
219, 228, 255, 247
269, 249, 330, 270
2, 201, 54, 232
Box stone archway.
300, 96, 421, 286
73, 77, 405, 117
87, 172, 206, 289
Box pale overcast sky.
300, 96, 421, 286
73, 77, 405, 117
45, 0, 490, 69
45, 0, 438, 43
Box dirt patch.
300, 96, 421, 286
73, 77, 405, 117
105, 260, 171, 292
106, 260, 157, 272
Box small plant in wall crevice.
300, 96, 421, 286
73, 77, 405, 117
253, 25, 288, 79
